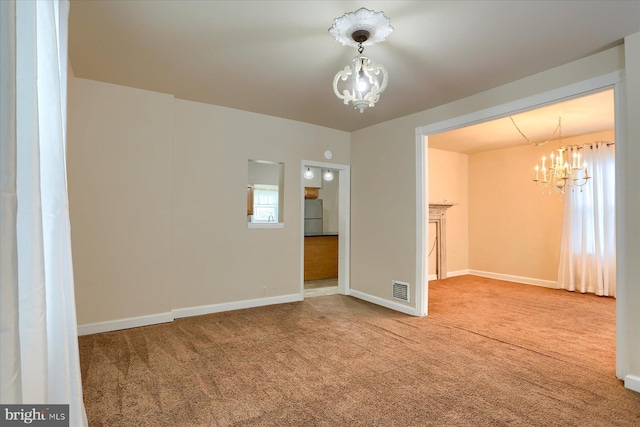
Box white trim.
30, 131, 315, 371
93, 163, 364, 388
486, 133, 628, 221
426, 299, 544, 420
77, 294, 304, 335
416, 71, 624, 136
172, 293, 302, 319
468, 270, 557, 288
337, 167, 351, 296
349, 289, 417, 316
300, 160, 351, 297
624, 375, 640, 394
247, 222, 284, 229
614, 74, 628, 381
448, 269, 469, 278
415, 131, 427, 316
77, 312, 174, 336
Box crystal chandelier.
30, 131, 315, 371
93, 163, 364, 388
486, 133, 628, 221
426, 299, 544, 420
512, 116, 591, 193
329, 8, 393, 113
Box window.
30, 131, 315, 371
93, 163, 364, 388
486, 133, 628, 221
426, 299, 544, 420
252, 184, 279, 223
558, 142, 616, 296
567, 143, 615, 255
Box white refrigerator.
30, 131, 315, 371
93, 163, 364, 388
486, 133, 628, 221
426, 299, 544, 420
304, 199, 323, 235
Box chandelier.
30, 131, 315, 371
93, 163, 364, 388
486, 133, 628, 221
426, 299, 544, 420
329, 8, 393, 113
511, 116, 590, 193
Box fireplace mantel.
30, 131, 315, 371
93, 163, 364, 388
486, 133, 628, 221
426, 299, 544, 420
429, 204, 454, 212
429, 204, 454, 280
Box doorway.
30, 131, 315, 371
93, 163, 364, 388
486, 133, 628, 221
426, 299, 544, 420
414, 70, 625, 379
300, 160, 350, 298
426, 90, 615, 283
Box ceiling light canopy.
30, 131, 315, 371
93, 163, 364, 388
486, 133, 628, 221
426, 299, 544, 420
329, 8, 393, 113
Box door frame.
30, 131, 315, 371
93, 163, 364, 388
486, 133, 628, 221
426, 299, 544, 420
300, 160, 351, 297
414, 70, 626, 378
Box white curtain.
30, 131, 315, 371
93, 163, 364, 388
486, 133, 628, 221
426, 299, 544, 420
557, 143, 616, 297
252, 184, 279, 222
253, 184, 279, 206
0, 0, 88, 424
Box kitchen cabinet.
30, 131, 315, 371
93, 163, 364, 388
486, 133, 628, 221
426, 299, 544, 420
304, 187, 319, 199
304, 235, 338, 281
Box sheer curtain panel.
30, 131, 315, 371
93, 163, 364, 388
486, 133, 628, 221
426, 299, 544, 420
557, 143, 616, 297
0, 0, 88, 424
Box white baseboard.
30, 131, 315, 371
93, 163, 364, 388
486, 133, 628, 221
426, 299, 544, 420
172, 293, 303, 319
349, 289, 417, 316
78, 294, 304, 335
624, 375, 640, 393
76, 271, 553, 336
77, 312, 174, 336
448, 269, 470, 278
468, 270, 557, 289
428, 269, 470, 281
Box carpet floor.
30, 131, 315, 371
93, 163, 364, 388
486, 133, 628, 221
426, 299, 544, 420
78, 276, 640, 426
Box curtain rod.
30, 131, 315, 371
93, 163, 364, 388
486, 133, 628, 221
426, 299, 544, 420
574, 142, 615, 150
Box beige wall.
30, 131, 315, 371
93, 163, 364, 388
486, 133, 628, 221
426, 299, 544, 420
428, 148, 468, 276
68, 79, 175, 324
426, 130, 614, 282
248, 160, 281, 186
351, 120, 419, 303
68, 79, 349, 325
468, 131, 614, 281
171, 99, 349, 310
351, 46, 624, 305
66, 62, 75, 160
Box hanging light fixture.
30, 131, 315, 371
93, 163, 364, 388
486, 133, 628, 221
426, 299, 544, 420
323, 169, 334, 181
329, 8, 393, 113
511, 116, 591, 193
304, 167, 314, 180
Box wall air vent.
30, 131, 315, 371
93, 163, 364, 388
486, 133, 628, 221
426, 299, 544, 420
392, 280, 410, 302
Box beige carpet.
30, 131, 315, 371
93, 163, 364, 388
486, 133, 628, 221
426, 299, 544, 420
79, 276, 640, 426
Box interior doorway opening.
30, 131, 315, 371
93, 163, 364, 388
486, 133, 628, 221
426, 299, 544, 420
415, 71, 625, 379
426, 89, 615, 285
300, 161, 351, 299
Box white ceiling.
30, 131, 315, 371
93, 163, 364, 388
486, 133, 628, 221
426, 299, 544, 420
429, 89, 615, 154
68, 1, 637, 137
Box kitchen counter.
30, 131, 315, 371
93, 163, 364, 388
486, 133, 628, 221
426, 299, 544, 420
304, 235, 338, 281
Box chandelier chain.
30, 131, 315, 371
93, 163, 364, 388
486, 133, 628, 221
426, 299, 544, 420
510, 116, 561, 147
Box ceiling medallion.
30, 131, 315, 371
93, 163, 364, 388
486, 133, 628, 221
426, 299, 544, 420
329, 8, 393, 113
329, 8, 393, 47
